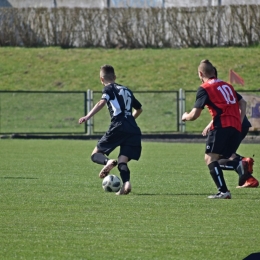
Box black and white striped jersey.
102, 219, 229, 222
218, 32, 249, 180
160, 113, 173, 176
101, 83, 142, 134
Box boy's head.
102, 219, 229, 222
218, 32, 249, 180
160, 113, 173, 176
100, 65, 116, 84
198, 59, 215, 82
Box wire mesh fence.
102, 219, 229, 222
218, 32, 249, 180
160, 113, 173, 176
0, 91, 86, 134
92, 91, 179, 134
0, 90, 259, 135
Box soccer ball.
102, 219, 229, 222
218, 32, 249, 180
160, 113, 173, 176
102, 175, 121, 192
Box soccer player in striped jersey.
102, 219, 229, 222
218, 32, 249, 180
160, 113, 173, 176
78, 65, 143, 195
202, 67, 258, 188
182, 59, 246, 199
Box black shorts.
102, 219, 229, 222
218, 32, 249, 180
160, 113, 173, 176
97, 130, 142, 161
206, 127, 241, 158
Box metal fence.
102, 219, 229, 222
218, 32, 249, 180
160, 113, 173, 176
1, 90, 259, 135
0, 91, 87, 134
0, 90, 179, 134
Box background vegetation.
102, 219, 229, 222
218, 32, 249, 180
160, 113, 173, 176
1, 140, 260, 259
1, 6, 260, 48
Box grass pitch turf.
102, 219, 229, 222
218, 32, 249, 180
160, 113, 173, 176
1, 140, 260, 259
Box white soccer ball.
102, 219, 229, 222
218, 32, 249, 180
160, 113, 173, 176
102, 175, 122, 192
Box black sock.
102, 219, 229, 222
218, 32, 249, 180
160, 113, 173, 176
208, 161, 228, 193
91, 153, 109, 165
118, 163, 130, 183
218, 159, 239, 172
235, 153, 244, 160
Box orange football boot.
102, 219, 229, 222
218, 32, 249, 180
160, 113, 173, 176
237, 176, 259, 188
242, 157, 254, 174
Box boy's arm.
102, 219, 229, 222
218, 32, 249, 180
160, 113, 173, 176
133, 108, 143, 119
238, 98, 247, 123
202, 120, 213, 136
78, 99, 107, 124
182, 108, 202, 121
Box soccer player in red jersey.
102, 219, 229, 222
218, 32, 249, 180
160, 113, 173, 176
202, 67, 258, 188
182, 59, 247, 199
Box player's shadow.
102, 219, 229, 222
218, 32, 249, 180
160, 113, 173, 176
243, 253, 260, 260
135, 193, 209, 196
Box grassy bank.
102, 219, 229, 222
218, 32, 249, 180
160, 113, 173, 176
0, 46, 259, 92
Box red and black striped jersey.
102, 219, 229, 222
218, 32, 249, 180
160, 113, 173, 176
194, 78, 241, 132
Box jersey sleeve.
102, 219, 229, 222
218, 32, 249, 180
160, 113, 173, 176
194, 87, 209, 109
101, 85, 114, 101
132, 95, 142, 110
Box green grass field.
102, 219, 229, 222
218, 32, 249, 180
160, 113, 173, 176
1, 140, 259, 259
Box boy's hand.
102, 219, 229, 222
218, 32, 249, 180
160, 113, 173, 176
78, 117, 87, 124
181, 112, 188, 121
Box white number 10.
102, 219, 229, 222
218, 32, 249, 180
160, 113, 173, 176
217, 85, 236, 104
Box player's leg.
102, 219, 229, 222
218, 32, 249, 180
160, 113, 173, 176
218, 126, 257, 186
218, 127, 244, 172
206, 153, 231, 199
205, 129, 232, 199
218, 158, 258, 188
223, 128, 258, 187
234, 126, 254, 174
218, 154, 257, 186
116, 134, 142, 195
116, 155, 132, 195
218, 155, 246, 183
91, 147, 117, 178
91, 129, 122, 178
91, 147, 110, 165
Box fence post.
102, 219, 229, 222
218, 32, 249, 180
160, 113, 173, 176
178, 88, 186, 132
87, 89, 93, 135
84, 91, 87, 134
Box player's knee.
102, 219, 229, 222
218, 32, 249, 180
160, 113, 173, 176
91, 154, 96, 163
91, 153, 108, 165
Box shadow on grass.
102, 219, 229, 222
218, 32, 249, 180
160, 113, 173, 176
1, 177, 38, 179
134, 193, 260, 200
134, 193, 209, 196
243, 253, 260, 260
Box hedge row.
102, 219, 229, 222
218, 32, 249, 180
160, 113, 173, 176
0, 5, 259, 48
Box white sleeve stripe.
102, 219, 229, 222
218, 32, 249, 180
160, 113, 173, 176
101, 93, 110, 101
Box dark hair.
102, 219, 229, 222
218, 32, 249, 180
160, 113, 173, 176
100, 64, 115, 75
100, 65, 115, 81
